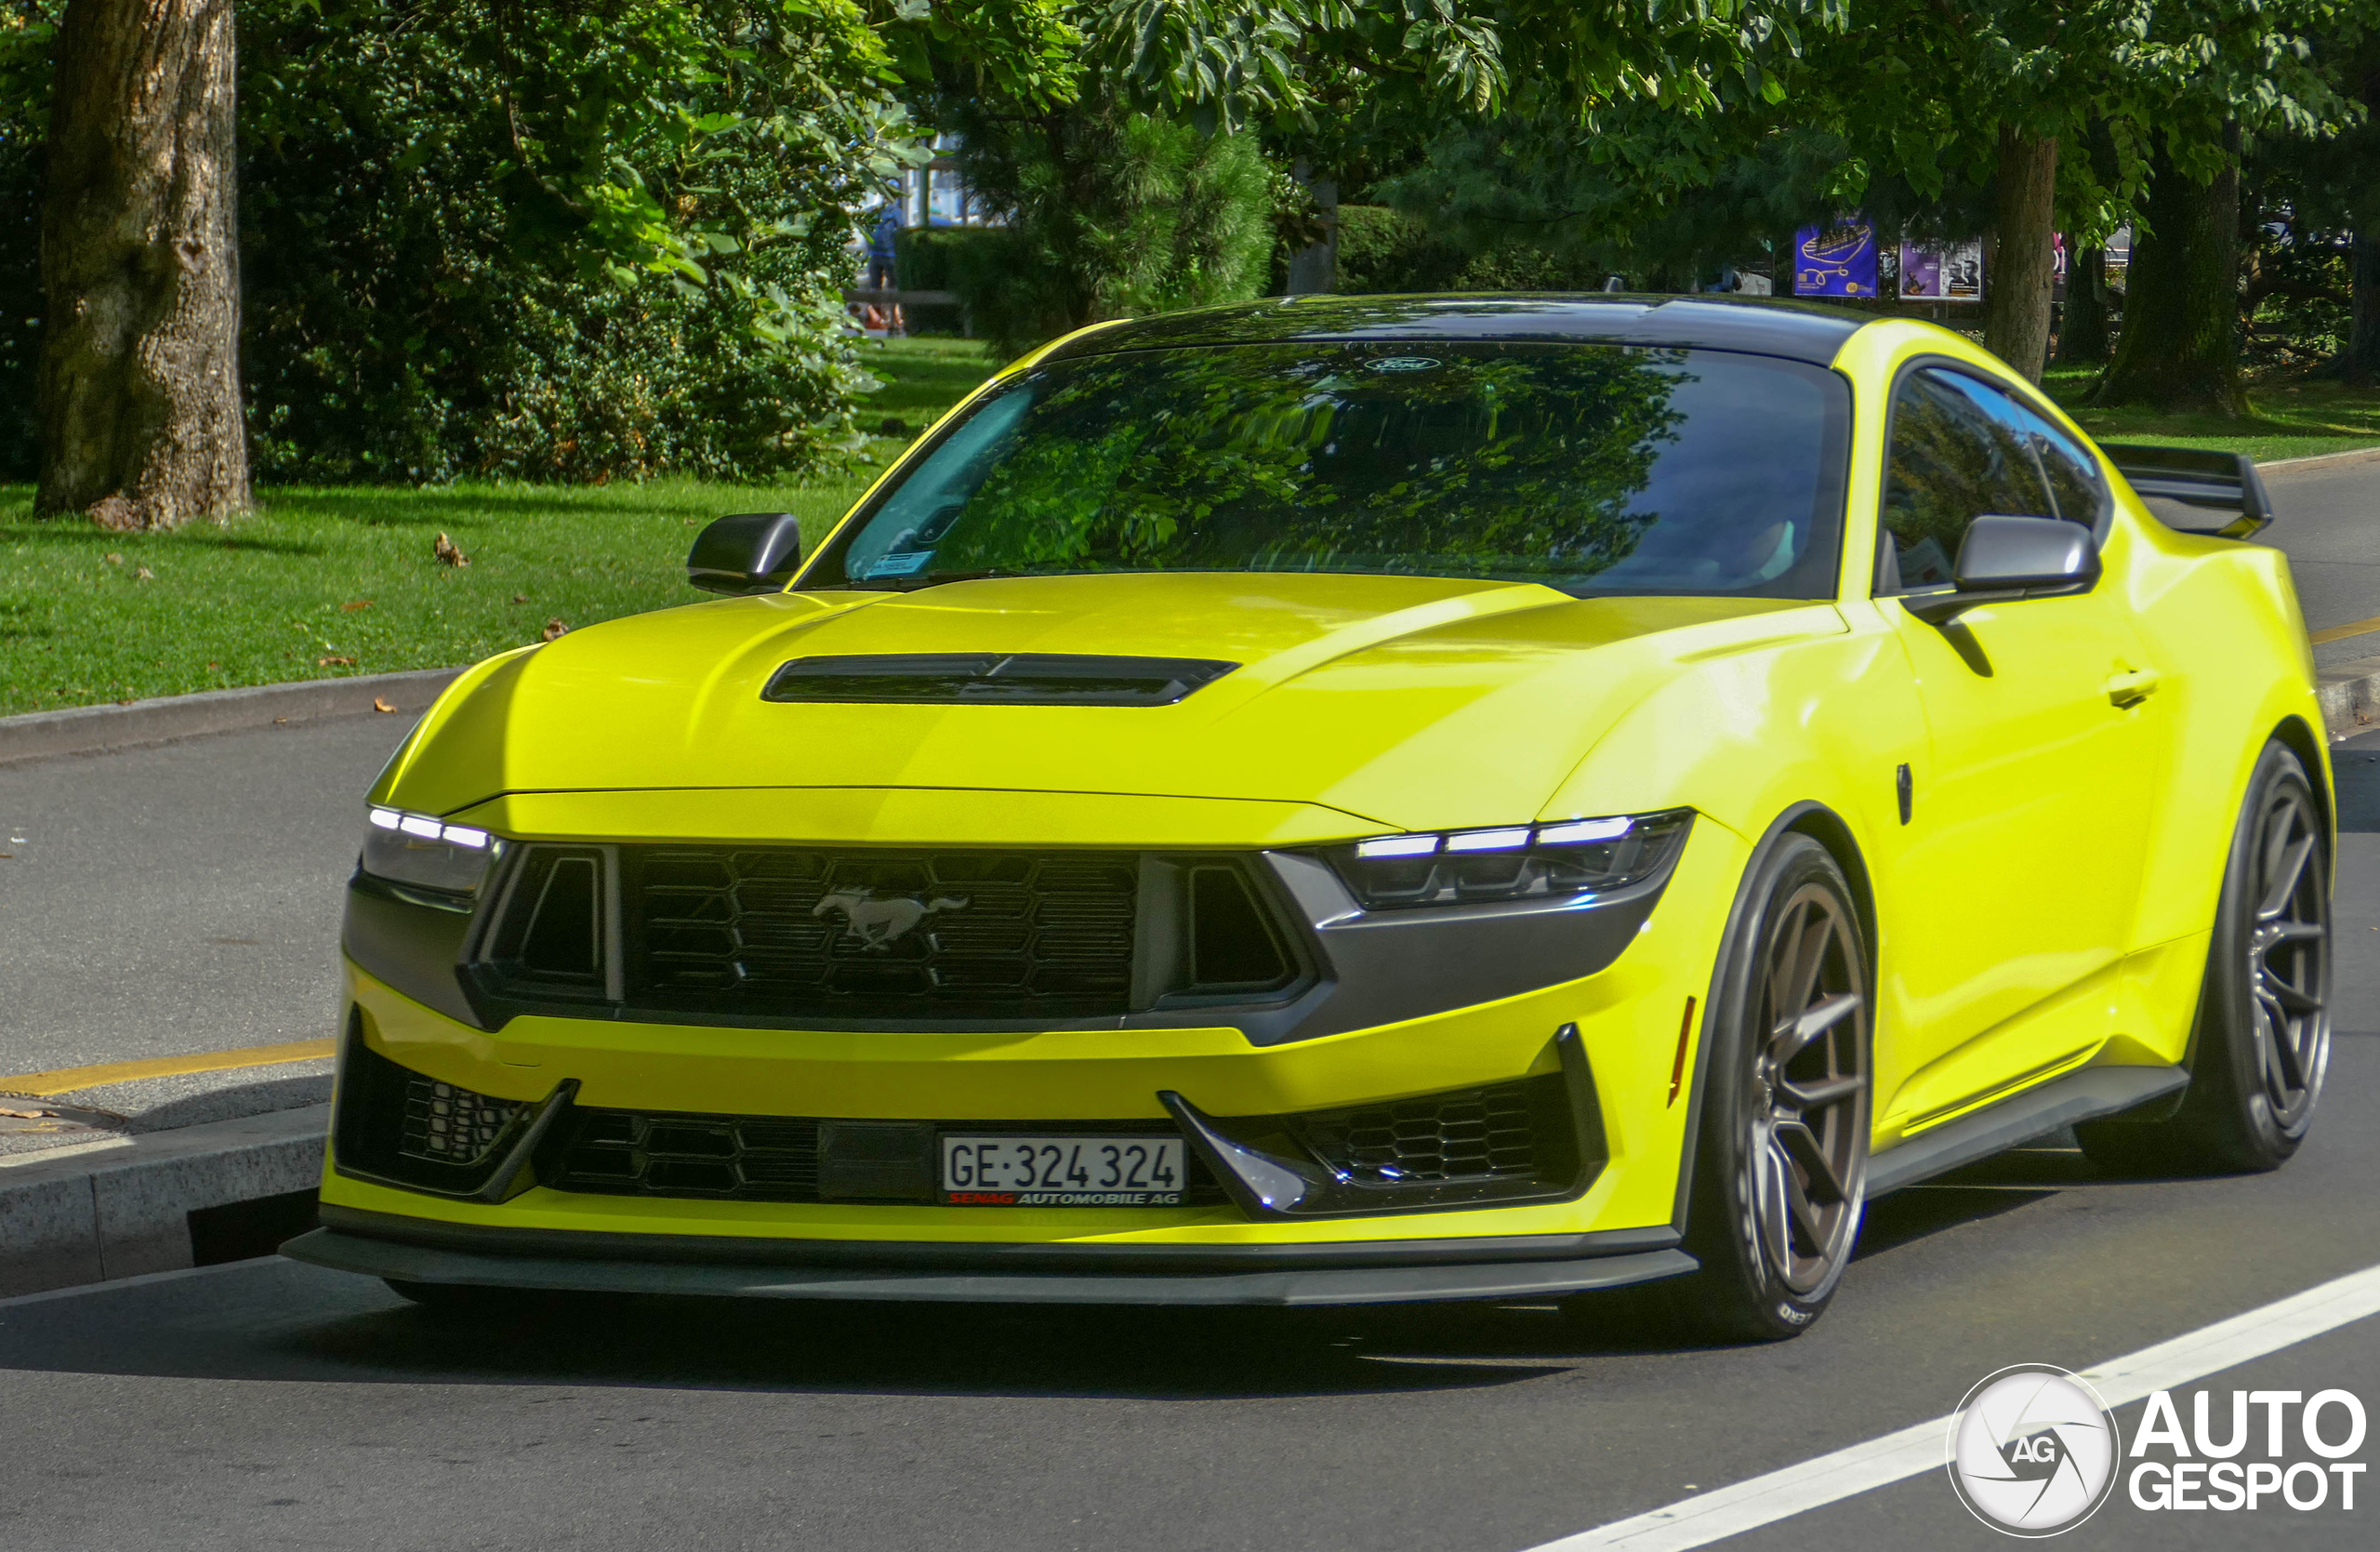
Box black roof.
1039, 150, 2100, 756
1040, 294, 1872, 367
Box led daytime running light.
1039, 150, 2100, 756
1355, 816, 1637, 859
368, 805, 494, 849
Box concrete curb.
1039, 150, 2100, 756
2260, 444, 2380, 476
0, 667, 460, 766
0, 1103, 327, 1297
2319, 654, 2380, 740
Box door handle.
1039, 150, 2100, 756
2106, 668, 2160, 708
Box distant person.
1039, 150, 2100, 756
866, 207, 903, 335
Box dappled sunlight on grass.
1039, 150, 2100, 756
0, 477, 872, 715
2044, 371, 2380, 463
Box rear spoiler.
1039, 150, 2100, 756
2099, 442, 2274, 539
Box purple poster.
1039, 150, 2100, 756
1898, 241, 1983, 302
1795, 221, 1878, 298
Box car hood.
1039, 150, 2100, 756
382, 573, 1836, 834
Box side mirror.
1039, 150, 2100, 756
1902, 515, 2098, 625
687, 512, 803, 596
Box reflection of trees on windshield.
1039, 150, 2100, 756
914, 345, 1691, 584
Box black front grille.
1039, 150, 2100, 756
1292, 1081, 1549, 1186
623, 846, 1139, 1018
546, 1107, 1229, 1205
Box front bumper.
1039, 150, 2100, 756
285, 1206, 1696, 1307
306, 816, 1749, 1303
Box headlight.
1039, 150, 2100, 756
360, 805, 503, 898
1321, 810, 1692, 909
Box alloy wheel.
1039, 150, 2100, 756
2245, 782, 2329, 1131
1748, 882, 1870, 1295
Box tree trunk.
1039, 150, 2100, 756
1983, 126, 2057, 383
2348, 232, 2380, 386
38, 0, 248, 528
2094, 128, 2245, 415
2058, 243, 2111, 365
1284, 160, 1338, 295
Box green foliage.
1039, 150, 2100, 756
1332, 206, 1469, 292
941, 105, 1276, 357
230, 0, 932, 484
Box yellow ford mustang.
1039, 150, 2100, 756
284, 297, 2332, 1340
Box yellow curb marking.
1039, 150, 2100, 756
2312, 613, 2380, 646
0, 1039, 335, 1097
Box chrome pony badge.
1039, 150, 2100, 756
813, 889, 969, 951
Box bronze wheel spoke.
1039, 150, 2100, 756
2256, 832, 2311, 922
1779, 1072, 1862, 1110
1773, 1119, 1846, 1205
1770, 992, 1861, 1066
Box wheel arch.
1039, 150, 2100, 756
2269, 712, 2334, 852
1669, 800, 1876, 1232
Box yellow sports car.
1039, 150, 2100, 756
284, 297, 2331, 1340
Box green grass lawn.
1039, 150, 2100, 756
2043, 371, 2380, 464
1, 338, 999, 717
853, 334, 1000, 437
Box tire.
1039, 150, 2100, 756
1669, 832, 1873, 1343
2077, 739, 2332, 1175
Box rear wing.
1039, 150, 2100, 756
2099, 442, 2274, 539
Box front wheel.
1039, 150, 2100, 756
2077, 739, 2331, 1174
1670, 833, 1872, 1342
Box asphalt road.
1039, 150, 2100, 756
2261, 452, 2380, 670
0, 840, 2375, 1550
0, 713, 416, 1075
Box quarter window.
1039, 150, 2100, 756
1878, 368, 2056, 590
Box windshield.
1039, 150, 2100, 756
812, 342, 1851, 599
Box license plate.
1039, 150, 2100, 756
940, 1134, 1187, 1206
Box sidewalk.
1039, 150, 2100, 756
1, 1043, 332, 1296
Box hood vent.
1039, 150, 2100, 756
760, 654, 1238, 707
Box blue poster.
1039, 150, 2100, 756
1795, 221, 1878, 298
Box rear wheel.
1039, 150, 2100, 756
2077, 739, 2331, 1174
1668, 833, 1871, 1342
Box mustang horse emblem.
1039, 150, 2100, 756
813, 889, 969, 950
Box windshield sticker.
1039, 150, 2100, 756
866, 551, 934, 577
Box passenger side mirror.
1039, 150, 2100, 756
687, 512, 804, 596
1901, 515, 2098, 625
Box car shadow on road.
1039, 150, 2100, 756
0, 1256, 1738, 1400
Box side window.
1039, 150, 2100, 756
1878, 368, 2056, 590
2003, 399, 2107, 526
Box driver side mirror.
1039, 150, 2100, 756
687, 512, 804, 596
1901, 515, 2098, 625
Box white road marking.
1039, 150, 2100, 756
1522, 1261, 2380, 1551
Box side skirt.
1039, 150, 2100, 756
1866, 1064, 2188, 1197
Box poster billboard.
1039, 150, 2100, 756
1898, 240, 1984, 302
1795, 221, 1878, 298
